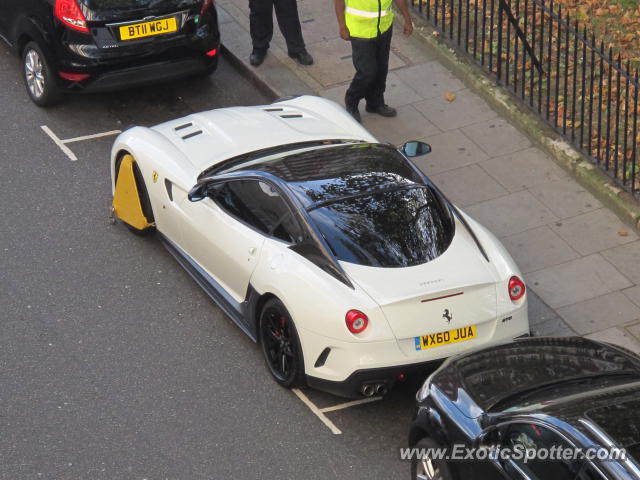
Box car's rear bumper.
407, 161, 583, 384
306, 359, 446, 399
63, 53, 218, 92
300, 303, 530, 398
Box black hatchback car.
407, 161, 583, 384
410, 337, 640, 480
0, 0, 220, 106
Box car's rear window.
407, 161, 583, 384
308, 186, 454, 268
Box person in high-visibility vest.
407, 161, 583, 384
334, 0, 413, 122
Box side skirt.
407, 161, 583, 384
160, 234, 258, 342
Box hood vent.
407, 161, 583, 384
174, 121, 203, 141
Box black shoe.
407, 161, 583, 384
250, 49, 267, 67
365, 104, 397, 117
288, 49, 314, 66
346, 105, 361, 123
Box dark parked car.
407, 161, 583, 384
410, 337, 640, 480
0, 0, 220, 105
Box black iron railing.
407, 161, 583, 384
413, 0, 640, 199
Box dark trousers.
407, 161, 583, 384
345, 26, 393, 109
249, 0, 305, 54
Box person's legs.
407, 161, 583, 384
249, 0, 274, 52
365, 27, 392, 108
273, 0, 305, 54
345, 37, 378, 116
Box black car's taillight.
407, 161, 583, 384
201, 0, 214, 14
54, 0, 89, 33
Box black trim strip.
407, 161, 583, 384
421, 292, 464, 303
174, 122, 193, 131
182, 130, 203, 140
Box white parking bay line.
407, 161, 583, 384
41, 125, 78, 161
62, 130, 121, 144
292, 388, 342, 435
319, 396, 382, 413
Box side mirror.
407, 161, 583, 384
188, 183, 208, 202
400, 141, 432, 157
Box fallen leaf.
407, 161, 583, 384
618, 231, 629, 237
445, 92, 457, 102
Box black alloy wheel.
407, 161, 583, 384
259, 298, 304, 388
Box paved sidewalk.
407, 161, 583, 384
216, 0, 640, 352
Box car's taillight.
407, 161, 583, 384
508, 276, 526, 301
59, 71, 90, 82
205, 48, 218, 57
54, 0, 89, 33
345, 310, 368, 334
201, 0, 214, 14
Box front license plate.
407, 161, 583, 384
119, 17, 178, 41
414, 325, 477, 350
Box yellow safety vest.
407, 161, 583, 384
345, 0, 394, 39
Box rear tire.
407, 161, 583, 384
22, 41, 60, 107
259, 298, 305, 388
411, 437, 455, 480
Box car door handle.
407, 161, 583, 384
248, 247, 257, 256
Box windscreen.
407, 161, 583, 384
308, 185, 454, 268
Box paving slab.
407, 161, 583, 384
556, 292, 640, 335
601, 241, 640, 285
586, 326, 640, 352
628, 322, 640, 343
501, 225, 580, 274
528, 177, 604, 219
623, 286, 640, 308
414, 88, 498, 131
550, 208, 638, 256
430, 164, 508, 207
464, 190, 558, 238
361, 104, 440, 145
461, 118, 531, 157
479, 147, 567, 193
526, 255, 633, 309
411, 129, 489, 175
395, 61, 466, 100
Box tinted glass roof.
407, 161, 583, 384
234, 143, 424, 207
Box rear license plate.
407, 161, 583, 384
414, 325, 476, 350
119, 17, 178, 41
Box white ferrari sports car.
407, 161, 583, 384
110, 95, 530, 398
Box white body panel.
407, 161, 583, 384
111, 96, 530, 386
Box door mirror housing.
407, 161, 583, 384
188, 183, 208, 202
400, 141, 432, 157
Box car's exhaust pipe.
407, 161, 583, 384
375, 384, 388, 396
360, 384, 375, 397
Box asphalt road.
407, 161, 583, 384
0, 46, 421, 479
